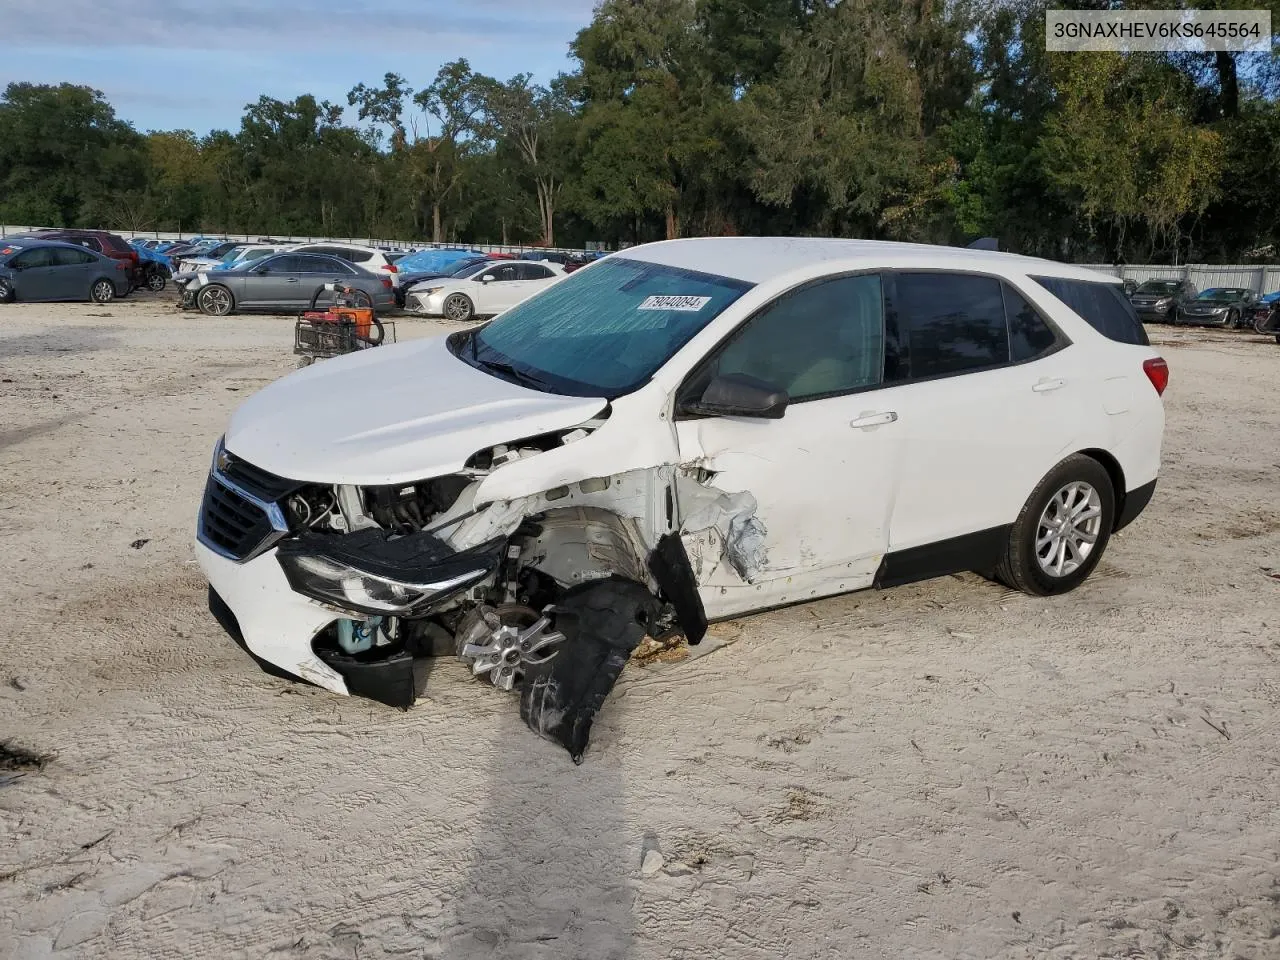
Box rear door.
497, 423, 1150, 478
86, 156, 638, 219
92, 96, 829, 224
292, 255, 356, 308
51, 246, 100, 297
872, 272, 1083, 574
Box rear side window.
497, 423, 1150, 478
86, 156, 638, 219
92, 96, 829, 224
1004, 286, 1062, 362
344, 249, 374, 263
52, 247, 96, 266
890, 273, 1009, 380
1030, 276, 1149, 346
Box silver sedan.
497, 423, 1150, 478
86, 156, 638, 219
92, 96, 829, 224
182, 252, 396, 316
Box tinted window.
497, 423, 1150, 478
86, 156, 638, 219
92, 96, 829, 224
1004, 285, 1061, 362
344, 249, 374, 263
891, 273, 1009, 380
490, 264, 519, 282
696, 274, 884, 403
260, 255, 300, 272
1031, 276, 1149, 346
11, 247, 56, 268
52, 247, 96, 266
1136, 280, 1179, 295
295, 255, 350, 274
517, 263, 553, 280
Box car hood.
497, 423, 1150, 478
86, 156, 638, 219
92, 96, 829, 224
224, 334, 607, 486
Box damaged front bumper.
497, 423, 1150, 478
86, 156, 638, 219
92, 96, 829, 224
196, 531, 505, 708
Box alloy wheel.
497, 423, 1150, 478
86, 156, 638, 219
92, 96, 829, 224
1035, 481, 1103, 578
91, 280, 115, 304
198, 286, 232, 316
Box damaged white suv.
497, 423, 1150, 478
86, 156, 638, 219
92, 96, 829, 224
197, 237, 1166, 760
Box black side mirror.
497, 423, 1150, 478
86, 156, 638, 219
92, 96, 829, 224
680, 374, 788, 420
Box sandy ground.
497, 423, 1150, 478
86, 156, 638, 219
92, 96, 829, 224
0, 292, 1277, 960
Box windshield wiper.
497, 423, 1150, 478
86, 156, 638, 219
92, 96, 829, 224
476, 356, 552, 391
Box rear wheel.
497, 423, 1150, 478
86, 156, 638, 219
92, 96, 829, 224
197, 284, 234, 316
352, 289, 373, 309
0, 278, 13, 303
146, 271, 167, 292
443, 292, 474, 322
91, 279, 115, 304
995, 455, 1116, 596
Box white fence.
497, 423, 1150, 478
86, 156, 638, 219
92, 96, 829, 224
0, 225, 602, 257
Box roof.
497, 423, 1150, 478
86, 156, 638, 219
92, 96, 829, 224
1, 238, 107, 254
614, 237, 1119, 285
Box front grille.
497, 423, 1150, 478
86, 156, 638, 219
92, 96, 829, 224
199, 450, 304, 562
200, 475, 278, 561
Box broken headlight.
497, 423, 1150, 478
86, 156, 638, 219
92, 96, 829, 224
276, 529, 502, 617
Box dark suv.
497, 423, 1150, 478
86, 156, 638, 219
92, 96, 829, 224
21, 230, 142, 289
1128, 278, 1196, 323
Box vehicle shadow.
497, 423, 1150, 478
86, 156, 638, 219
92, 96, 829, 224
439, 709, 635, 959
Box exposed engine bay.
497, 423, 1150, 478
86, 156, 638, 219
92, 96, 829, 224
202, 425, 713, 762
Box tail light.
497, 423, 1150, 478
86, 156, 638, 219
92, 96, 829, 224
383, 264, 398, 273
1142, 357, 1169, 396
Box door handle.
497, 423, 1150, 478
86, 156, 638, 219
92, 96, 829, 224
286, 277, 299, 283
1032, 377, 1066, 393
850, 411, 898, 429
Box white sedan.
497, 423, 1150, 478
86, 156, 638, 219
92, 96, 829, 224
405, 260, 565, 321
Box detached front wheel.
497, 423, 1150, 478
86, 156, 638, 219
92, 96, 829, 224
197, 285, 234, 317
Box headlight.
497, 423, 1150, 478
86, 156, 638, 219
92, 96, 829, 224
1155, 298, 1172, 307
276, 533, 501, 617
419, 286, 444, 296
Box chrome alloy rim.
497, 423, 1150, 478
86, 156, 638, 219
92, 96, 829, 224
1036, 481, 1103, 578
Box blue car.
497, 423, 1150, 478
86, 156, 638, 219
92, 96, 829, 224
129, 239, 173, 291
393, 248, 484, 275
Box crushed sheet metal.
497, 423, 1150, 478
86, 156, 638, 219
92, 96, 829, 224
675, 475, 769, 582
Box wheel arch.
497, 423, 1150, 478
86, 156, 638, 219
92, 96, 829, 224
1077, 447, 1126, 529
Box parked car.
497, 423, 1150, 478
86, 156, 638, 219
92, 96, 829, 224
1250, 291, 1280, 340
181, 251, 395, 316
393, 248, 483, 276
15, 229, 142, 289
215, 245, 285, 270
196, 237, 1167, 748
130, 241, 173, 291
393, 256, 494, 308
289, 243, 403, 287
1175, 287, 1256, 327
174, 240, 244, 272
0, 239, 132, 303
1128, 278, 1197, 323
405, 259, 565, 320
520, 250, 573, 266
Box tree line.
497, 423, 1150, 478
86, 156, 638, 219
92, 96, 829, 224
2, 0, 1278, 262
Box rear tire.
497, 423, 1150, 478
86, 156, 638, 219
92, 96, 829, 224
91, 279, 115, 304
147, 272, 167, 292
994, 454, 1116, 597
0, 279, 13, 304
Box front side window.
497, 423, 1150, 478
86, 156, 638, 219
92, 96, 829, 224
464, 257, 753, 398
890, 273, 1009, 380
689, 274, 884, 403
1031, 275, 1148, 346
12, 247, 55, 268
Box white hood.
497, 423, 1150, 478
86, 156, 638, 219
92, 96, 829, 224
224, 334, 607, 486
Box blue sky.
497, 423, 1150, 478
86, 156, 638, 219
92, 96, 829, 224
4, 0, 597, 134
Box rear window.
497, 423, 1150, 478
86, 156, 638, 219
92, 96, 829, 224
1030, 276, 1149, 346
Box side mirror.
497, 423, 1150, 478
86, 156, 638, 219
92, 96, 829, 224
480, 274, 495, 284
680, 374, 788, 420
254, 265, 270, 274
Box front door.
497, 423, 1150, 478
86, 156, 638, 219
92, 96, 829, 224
672, 273, 903, 619
11, 247, 59, 300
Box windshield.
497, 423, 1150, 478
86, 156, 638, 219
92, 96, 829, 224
1136, 281, 1178, 294
1198, 288, 1247, 300
463, 257, 753, 398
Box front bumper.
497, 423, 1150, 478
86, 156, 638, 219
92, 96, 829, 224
196, 539, 350, 694
1177, 311, 1231, 326
406, 292, 445, 316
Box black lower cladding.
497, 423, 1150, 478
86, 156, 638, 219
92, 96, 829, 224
647, 533, 708, 645
874, 526, 1010, 589
520, 578, 662, 764
312, 628, 433, 711
1115, 479, 1157, 532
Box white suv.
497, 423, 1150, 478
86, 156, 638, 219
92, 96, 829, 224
196, 238, 1166, 756
288, 243, 402, 286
